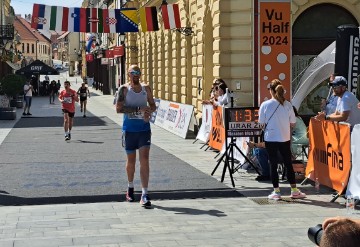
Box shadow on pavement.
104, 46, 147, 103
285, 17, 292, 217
14, 116, 108, 128
0, 188, 242, 206
152, 205, 227, 217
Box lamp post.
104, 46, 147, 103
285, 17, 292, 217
119, 32, 126, 85
35, 39, 39, 60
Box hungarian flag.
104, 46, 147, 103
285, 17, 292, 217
161, 3, 181, 30
31, 4, 138, 33
139, 6, 159, 32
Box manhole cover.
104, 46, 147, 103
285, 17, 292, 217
250, 197, 303, 205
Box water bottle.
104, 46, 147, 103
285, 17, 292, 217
346, 195, 355, 214
315, 178, 320, 194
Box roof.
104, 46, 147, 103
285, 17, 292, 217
57, 31, 70, 40
14, 15, 48, 43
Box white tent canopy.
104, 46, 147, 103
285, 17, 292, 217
292, 41, 336, 109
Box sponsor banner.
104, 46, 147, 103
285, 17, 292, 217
306, 118, 351, 194
196, 104, 213, 143
258, 0, 291, 104
154, 100, 194, 139
150, 98, 161, 124
209, 106, 225, 151
335, 24, 360, 94
346, 124, 360, 198
220, 137, 249, 165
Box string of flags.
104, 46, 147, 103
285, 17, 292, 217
31, 3, 182, 33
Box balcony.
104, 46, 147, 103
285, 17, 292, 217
0, 24, 14, 44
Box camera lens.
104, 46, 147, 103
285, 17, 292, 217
308, 224, 323, 245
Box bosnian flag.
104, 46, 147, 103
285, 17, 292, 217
161, 3, 181, 30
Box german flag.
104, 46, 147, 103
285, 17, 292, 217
139, 6, 159, 32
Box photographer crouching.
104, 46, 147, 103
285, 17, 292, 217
308, 217, 360, 246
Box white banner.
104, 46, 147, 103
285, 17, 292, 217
154, 100, 194, 139
220, 137, 249, 165
346, 124, 360, 198
195, 104, 213, 142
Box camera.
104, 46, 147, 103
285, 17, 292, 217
308, 224, 323, 245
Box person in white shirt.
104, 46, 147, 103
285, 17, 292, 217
23, 79, 33, 116
259, 79, 306, 200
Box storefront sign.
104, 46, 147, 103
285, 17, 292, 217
258, 0, 291, 104
106, 50, 114, 58
113, 46, 124, 57
86, 54, 94, 62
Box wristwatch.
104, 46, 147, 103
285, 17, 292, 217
325, 115, 330, 120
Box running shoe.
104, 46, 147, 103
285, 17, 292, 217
65, 134, 70, 141
83, 114, 86, 118
68, 133, 71, 140
290, 190, 307, 199
26, 113, 32, 115
126, 187, 135, 202
268, 191, 281, 201
140, 194, 151, 207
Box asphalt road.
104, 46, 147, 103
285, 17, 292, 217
0, 115, 240, 206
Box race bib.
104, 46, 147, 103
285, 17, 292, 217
64, 97, 72, 103
128, 111, 144, 119
80, 93, 87, 97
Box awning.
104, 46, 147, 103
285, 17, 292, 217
6, 61, 21, 71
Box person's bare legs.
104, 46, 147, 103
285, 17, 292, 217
69, 116, 73, 131
139, 147, 150, 189
126, 152, 136, 183
63, 113, 69, 132
83, 100, 87, 115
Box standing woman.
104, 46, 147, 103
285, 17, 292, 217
259, 79, 306, 200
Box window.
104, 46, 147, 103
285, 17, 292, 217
32, 44, 34, 54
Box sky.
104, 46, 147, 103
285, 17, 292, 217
11, 0, 84, 17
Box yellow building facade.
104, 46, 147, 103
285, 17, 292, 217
122, 0, 360, 117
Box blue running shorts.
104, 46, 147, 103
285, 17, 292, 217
123, 130, 151, 154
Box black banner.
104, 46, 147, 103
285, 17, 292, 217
335, 24, 360, 94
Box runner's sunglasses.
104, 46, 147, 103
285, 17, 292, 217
129, 70, 141, 75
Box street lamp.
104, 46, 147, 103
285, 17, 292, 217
119, 32, 126, 85
35, 39, 39, 60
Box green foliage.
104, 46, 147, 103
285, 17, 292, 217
0, 74, 27, 98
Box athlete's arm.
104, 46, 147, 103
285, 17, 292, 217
116, 86, 138, 114
143, 85, 156, 112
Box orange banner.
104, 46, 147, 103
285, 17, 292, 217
306, 118, 351, 194
209, 106, 225, 151
258, 0, 291, 104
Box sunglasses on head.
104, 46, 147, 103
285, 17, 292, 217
129, 70, 141, 75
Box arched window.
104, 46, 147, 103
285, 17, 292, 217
293, 3, 358, 55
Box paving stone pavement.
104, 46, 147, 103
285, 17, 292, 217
0, 73, 359, 247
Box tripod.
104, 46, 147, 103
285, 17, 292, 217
211, 94, 261, 187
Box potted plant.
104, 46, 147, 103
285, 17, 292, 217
0, 74, 26, 120
1, 74, 26, 106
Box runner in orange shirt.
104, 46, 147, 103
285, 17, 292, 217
58, 81, 79, 141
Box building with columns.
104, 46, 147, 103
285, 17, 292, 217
80, 0, 360, 119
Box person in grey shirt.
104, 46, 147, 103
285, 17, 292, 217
316, 76, 360, 129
